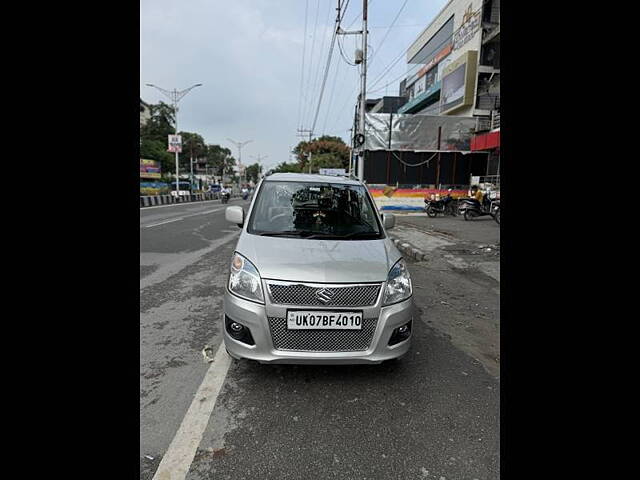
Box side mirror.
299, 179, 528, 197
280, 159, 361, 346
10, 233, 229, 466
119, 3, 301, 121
382, 213, 395, 230
225, 206, 244, 227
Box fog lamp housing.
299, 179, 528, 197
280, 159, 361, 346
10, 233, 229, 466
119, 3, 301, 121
225, 315, 255, 345
389, 320, 412, 346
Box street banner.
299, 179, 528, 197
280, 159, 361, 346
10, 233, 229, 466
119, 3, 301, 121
168, 135, 182, 153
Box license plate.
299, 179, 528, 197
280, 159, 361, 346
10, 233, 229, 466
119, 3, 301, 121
286, 311, 362, 330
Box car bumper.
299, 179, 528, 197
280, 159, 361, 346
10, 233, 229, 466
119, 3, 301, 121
223, 290, 414, 365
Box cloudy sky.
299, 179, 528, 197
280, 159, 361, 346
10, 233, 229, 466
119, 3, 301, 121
140, 0, 448, 171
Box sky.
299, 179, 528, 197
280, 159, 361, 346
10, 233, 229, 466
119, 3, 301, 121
140, 0, 449, 171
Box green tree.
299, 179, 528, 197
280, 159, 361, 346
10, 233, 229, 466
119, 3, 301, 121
272, 161, 302, 173
205, 144, 236, 178
140, 101, 177, 174
179, 132, 207, 172
244, 163, 263, 184
292, 135, 350, 173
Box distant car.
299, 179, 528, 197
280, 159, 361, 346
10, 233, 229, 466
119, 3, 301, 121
210, 184, 222, 193
222, 172, 413, 365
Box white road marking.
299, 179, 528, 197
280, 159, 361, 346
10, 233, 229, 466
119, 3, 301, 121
141, 208, 225, 229
152, 342, 232, 480
144, 217, 184, 228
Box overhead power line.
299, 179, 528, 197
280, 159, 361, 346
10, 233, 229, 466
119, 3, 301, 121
296, 0, 310, 130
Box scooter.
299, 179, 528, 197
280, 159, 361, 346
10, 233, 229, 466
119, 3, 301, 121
424, 195, 457, 217
458, 195, 495, 221
221, 192, 230, 204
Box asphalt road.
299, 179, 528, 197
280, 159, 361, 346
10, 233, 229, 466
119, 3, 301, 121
140, 200, 500, 480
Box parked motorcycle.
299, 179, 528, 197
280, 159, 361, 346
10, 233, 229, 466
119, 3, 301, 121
458, 195, 495, 221
221, 192, 230, 204
424, 194, 457, 217
492, 199, 500, 224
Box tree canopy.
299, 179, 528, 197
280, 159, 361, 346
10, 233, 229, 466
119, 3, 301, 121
275, 135, 350, 174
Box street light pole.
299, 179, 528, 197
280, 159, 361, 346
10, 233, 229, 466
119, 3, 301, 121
250, 154, 268, 184
146, 83, 203, 198
227, 138, 253, 190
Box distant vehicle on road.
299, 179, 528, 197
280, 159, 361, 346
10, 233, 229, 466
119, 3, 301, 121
222, 172, 413, 365
170, 181, 192, 197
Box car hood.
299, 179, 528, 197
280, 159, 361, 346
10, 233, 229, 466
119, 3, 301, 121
234, 234, 401, 283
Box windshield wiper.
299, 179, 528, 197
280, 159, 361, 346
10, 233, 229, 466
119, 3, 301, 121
258, 230, 315, 237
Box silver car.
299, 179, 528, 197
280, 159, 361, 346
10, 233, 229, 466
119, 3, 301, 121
222, 172, 414, 365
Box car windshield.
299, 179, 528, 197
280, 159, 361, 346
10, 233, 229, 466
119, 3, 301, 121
247, 181, 383, 239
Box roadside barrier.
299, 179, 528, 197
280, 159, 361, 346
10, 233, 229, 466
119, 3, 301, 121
140, 192, 238, 208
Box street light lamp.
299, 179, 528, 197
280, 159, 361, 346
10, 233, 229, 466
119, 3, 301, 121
145, 83, 203, 199
227, 138, 253, 189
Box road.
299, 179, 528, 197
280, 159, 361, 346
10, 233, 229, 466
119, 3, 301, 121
140, 201, 500, 480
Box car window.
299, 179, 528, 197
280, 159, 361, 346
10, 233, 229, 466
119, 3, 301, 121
247, 181, 382, 239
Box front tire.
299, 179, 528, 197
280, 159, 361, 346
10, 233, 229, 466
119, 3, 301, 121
426, 205, 437, 217
464, 209, 478, 221
494, 209, 500, 224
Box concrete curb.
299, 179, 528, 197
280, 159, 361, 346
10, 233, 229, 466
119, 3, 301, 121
389, 235, 428, 262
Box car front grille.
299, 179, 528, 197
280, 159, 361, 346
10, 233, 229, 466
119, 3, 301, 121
267, 317, 378, 352
267, 283, 381, 307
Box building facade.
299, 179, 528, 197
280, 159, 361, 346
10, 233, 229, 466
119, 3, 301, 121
398, 0, 499, 121
140, 98, 151, 127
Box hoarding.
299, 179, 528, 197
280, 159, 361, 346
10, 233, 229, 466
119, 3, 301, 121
440, 50, 478, 114
440, 63, 466, 111
168, 135, 182, 153
140, 159, 161, 179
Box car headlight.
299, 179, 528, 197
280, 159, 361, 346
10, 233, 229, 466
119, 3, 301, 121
228, 252, 264, 304
383, 258, 412, 305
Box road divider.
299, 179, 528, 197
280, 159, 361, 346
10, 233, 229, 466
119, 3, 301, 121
140, 193, 241, 208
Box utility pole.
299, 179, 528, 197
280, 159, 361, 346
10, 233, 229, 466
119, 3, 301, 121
145, 83, 202, 197
357, 0, 368, 182
296, 128, 313, 174
227, 138, 253, 189
337, 0, 367, 181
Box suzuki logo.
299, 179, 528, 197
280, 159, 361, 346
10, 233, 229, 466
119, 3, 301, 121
315, 288, 335, 304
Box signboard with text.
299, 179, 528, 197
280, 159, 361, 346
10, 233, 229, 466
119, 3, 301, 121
319, 168, 346, 176
167, 135, 182, 153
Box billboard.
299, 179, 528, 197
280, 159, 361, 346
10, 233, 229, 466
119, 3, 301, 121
168, 135, 182, 153
440, 50, 478, 114
140, 159, 161, 179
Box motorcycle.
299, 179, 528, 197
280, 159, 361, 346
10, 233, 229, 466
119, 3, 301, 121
221, 191, 230, 204
424, 195, 457, 217
491, 199, 500, 224
242, 192, 249, 201
458, 195, 495, 221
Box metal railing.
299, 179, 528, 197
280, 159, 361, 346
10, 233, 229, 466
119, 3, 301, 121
491, 110, 500, 129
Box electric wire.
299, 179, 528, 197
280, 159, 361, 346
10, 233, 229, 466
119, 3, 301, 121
296, 0, 310, 131
301, 0, 322, 131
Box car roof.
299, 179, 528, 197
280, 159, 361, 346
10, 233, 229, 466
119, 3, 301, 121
263, 172, 362, 186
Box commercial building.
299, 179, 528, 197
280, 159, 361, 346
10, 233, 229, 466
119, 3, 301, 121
359, 0, 500, 199
399, 0, 500, 179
